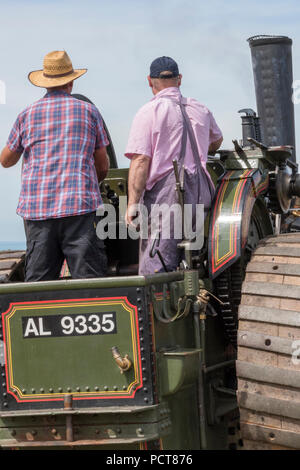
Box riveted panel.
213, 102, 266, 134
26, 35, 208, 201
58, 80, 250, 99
0, 284, 155, 411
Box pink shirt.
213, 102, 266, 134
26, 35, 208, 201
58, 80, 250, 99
125, 87, 222, 190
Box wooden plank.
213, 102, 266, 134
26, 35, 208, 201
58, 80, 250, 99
238, 347, 278, 367
258, 234, 300, 245
238, 378, 300, 401
241, 422, 300, 449
251, 254, 300, 264
0, 260, 18, 270
236, 360, 300, 388
238, 320, 279, 336
238, 330, 295, 355
238, 305, 300, 327
242, 439, 291, 450
238, 391, 300, 420
246, 261, 300, 277
240, 293, 281, 309
245, 272, 283, 284
241, 281, 300, 300
254, 246, 300, 258
0, 252, 25, 260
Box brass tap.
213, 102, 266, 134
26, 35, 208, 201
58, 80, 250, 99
111, 346, 132, 374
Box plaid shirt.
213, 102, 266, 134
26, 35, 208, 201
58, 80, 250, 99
7, 90, 109, 220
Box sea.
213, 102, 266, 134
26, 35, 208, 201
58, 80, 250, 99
0, 241, 26, 251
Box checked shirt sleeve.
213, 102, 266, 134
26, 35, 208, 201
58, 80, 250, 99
7, 115, 24, 153
93, 107, 109, 149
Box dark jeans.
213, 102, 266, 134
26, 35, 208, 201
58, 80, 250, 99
24, 212, 107, 282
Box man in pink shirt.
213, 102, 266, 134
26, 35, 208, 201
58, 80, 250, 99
125, 56, 223, 275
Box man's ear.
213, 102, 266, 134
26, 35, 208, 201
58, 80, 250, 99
147, 75, 154, 88
178, 74, 182, 86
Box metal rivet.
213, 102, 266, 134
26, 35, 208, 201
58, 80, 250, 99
3, 393, 7, 398
51, 428, 57, 435
49, 388, 53, 393
22, 389, 26, 394
76, 387, 80, 392
85, 386, 90, 392
104, 386, 108, 391
3, 402, 8, 407
67, 387, 71, 392
143, 387, 148, 393
31, 389, 35, 393
144, 397, 149, 403
94, 386, 99, 391
58, 387, 63, 393
122, 385, 127, 390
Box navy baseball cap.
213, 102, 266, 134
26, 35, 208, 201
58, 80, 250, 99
150, 56, 179, 78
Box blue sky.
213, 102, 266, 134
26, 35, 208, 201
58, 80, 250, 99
1, 0, 300, 242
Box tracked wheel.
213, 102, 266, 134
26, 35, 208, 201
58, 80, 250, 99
0, 250, 25, 283
237, 232, 300, 449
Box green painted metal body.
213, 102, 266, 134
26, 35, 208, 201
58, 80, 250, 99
0, 142, 289, 450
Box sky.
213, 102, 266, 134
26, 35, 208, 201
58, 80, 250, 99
1, 0, 300, 243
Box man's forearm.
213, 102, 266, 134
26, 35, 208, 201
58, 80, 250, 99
128, 155, 150, 205
95, 157, 109, 182
0, 146, 22, 168
94, 147, 110, 182
208, 137, 223, 154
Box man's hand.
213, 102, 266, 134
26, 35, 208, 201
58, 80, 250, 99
0, 146, 22, 168
126, 154, 150, 226
94, 146, 110, 182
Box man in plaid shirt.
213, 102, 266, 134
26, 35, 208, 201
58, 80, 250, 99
0, 51, 109, 281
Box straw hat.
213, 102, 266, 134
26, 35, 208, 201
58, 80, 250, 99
28, 51, 87, 88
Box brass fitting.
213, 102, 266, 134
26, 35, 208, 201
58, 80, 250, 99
111, 346, 132, 374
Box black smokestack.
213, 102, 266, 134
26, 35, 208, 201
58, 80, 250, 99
248, 35, 296, 162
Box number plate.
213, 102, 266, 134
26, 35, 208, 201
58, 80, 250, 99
22, 312, 117, 338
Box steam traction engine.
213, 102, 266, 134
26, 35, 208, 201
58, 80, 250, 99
0, 35, 300, 450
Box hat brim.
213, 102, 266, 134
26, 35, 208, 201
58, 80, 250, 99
28, 68, 87, 88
